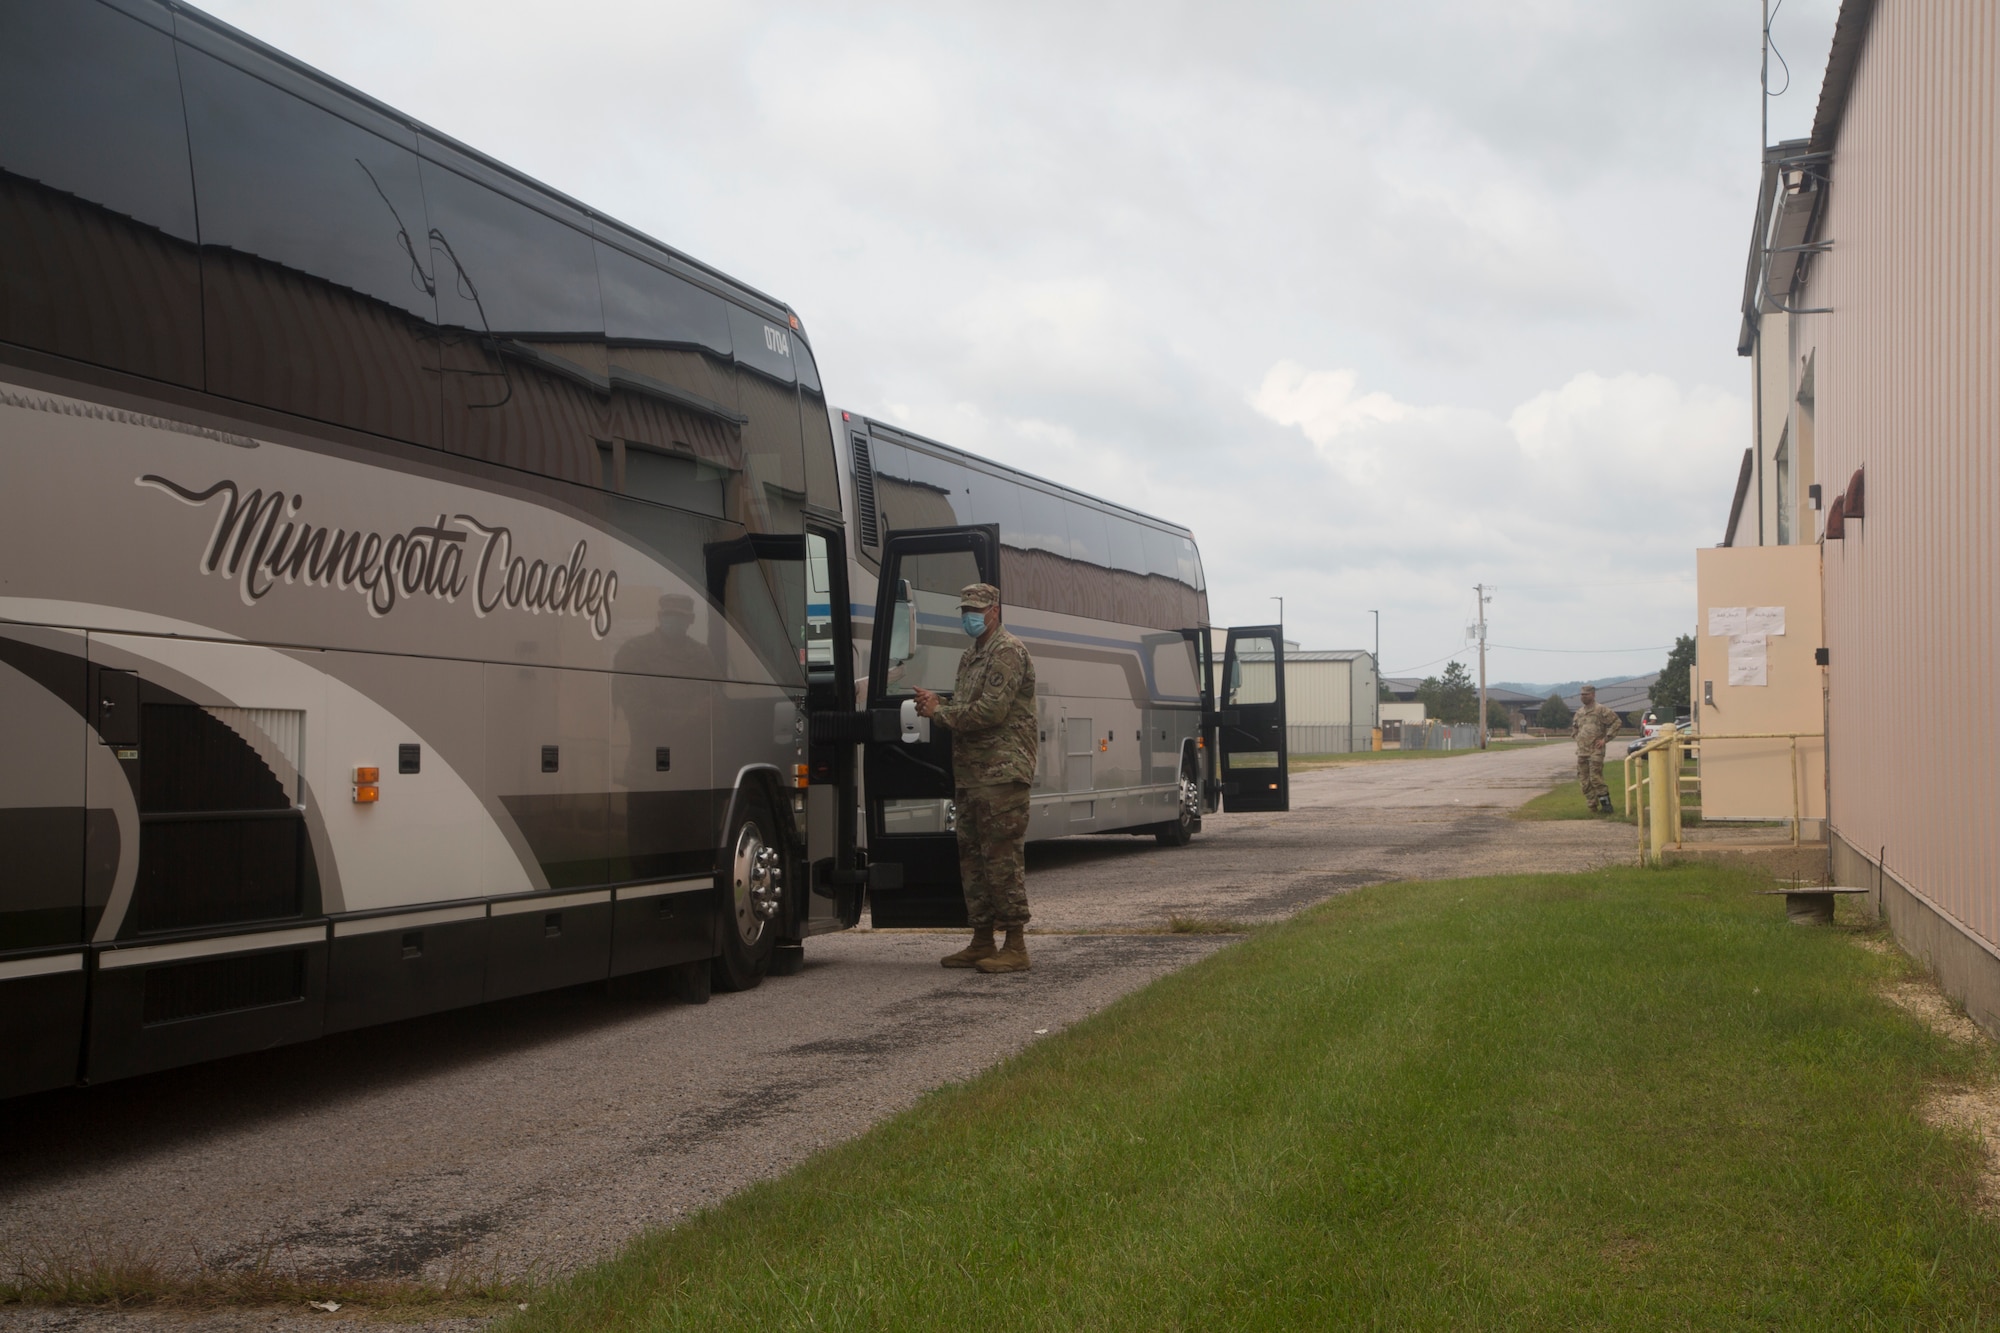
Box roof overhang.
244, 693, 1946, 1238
1810, 0, 1881, 154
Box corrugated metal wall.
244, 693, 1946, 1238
1285, 659, 1354, 725
1804, 0, 2000, 950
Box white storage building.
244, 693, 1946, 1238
1283, 649, 1381, 755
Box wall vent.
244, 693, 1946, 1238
851, 434, 879, 547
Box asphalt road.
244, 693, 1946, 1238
0, 742, 1625, 1320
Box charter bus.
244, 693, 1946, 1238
0, 0, 1289, 1097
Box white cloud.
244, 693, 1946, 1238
1250, 362, 1413, 446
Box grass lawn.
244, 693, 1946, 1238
508, 867, 2000, 1331
1514, 756, 1632, 821
1512, 754, 1706, 829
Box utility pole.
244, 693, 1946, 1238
1369, 608, 1381, 741
1474, 585, 1492, 749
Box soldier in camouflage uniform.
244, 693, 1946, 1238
1571, 685, 1622, 813
912, 583, 1038, 974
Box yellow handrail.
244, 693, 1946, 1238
1627, 731, 1824, 864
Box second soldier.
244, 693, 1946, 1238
912, 583, 1038, 974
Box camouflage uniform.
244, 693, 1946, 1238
1572, 701, 1621, 809
936, 618, 1038, 928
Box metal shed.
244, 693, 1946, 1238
1282, 649, 1381, 755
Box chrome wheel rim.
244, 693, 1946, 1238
731, 820, 783, 946
1178, 774, 1200, 828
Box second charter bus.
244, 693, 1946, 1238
0, 0, 1290, 1096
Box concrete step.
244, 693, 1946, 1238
1661, 841, 1829, 880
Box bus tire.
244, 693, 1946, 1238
712, 787, 784, 992
1155, 763, 1202, 846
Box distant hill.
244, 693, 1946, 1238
1492, 674, 1640, 699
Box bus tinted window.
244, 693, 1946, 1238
1182, 535, 1206, 590
1143, 526, 1189, 586
597, 243, 731, 355
1107, 517, 1147, 573
872, 440, 954, 534
904, 450, 971, 523
423, 152, 604, 482
423, 159, 602, 337
1014, 488, 1068, 557
727, 304, 796, 386
964, 470, 1022, 538
795, 357, 840, 513
624, 443, 726, 517
181, 46, 440, 443
1067, 503, 1109, 566
0, 0, 201, 385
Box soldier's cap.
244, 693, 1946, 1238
957, 583, 1001, 610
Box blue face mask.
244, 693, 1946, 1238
962, 610, 988, 638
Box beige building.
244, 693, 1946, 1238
1731, 0, 2000, 1029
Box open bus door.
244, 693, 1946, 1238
862, 525, 1000, 927
704, 526, 862, 934
1213, 626, 1289, 812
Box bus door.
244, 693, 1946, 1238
800, 523, 862, 930
862, 525, 999, 927
703, 528, 862, 932
1214, 626, 1289, 812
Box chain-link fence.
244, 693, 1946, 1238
1398, 721, 1483, 751
1287, 723, 1368, 755
1287, 722, 1492, 754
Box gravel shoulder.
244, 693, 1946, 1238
0, 744, 1624, 1330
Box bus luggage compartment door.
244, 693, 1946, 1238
0, 626, 91, 1097
862, 526, 999, 928
1215, 626, 1289, 813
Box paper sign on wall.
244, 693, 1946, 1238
1727, 633, 1768, 687
1744, 605, 1786, 636
1707, 606, 1747, 637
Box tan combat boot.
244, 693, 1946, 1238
975, 926, 1029, 973
941, 926, 997, 968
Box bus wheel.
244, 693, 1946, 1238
713, 790, 784, 991
1155, 766, 1202, 846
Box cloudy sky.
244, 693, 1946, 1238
204, 0, 1840, 686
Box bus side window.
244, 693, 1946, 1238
793, 339, 841, 515
180, 37, 440, 446
0, 0, 202, 386
423, 146, 605, 485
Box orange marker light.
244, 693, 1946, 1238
355, 766, 380, 784
1098, 739, 1108, 752
354, 784, 380, 803
794, 763, 810, 789
354, 765, 381, 803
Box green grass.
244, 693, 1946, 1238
506, 867, 2000, 1331
1512, 755, 1705, 828
1513, 756, 1633, 821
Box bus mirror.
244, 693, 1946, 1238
888, 578, 915, 664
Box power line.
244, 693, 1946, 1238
1384, 649, 1472, 675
